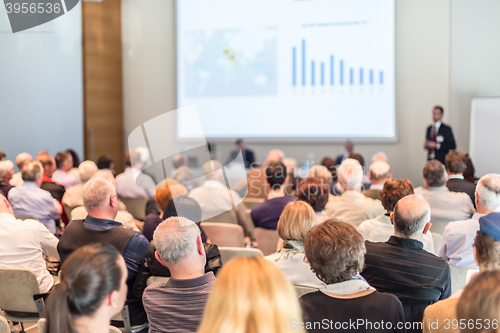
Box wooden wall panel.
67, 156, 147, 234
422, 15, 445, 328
82, 0, 124, 174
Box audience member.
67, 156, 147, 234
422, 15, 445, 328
456, 270, 500, 333
349, 153, 372, 188
45, 243, 128, 333
236, 149, 284, 199
371, 151, 388, 163
66, 149, 81, 181
300, 220, 406, 333
8, 161, 62, 234
336, 140, 354, 165
361, 195, 451, 332
363, 161, 391, 200
0, 152, 5, 160
0, 160, 14, 197
116, 150, 156, 198
197, 256, 303, 333
36, 153, 66, 202
57, 178, 149, 327
265, 201, 323, 288
0, 194, 59, 293
283, 157, 300, 196
445, 151, 476, 206
415, 160, 474, 223
52, 151, 79, 189
320, 157, 340, 196
424, 212, 500, 333
97, 154, 115, 175
142, 180, 188, 241
438, 174, 500, 269
358, 179, 434, 253
189, 160, 254, 238
143, 216, 216, 333
463, 154, 477, 184
9, 152, 32, 187
251, 162, 295, 229
425, 106, 456, 165
62, 160, 98, 212
297, 178, 330, 223
171, 154, 196, 188
324, 159, 384, 227
227, 138, 256, 169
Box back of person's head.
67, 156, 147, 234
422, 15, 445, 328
203, 160, 223, 181
320, 157, 337, 182
78, 161, 98, 183
90, 170, 116, 186
297, 178, 330, 212
82, 178, 116, 212
265, 149, 285, 165
172, 154, 187, 169
277, 201, 316, 242
380, 179, 414, 212
337, 158, 363, 189
153, 216, 201, 265
55, 151, 71, 170
15, 152, 33, 170
66, 149, 80, 168
283, 157, 297, 173
155, 179, 188, 211
308, 165, 333, 185
305, 220, 365, 284
0, 160, 14, 180
265, 162, 287, 189
476, 174, 500, 212
45, 243, 126, 333
0, 152, 5, 161
96, 154, 114, 170
163, 196, 202, 223
370, 152, 388, 164
21, 161, 43, 182
463, 154, 476, 183
445, 151, 467, 174
36, 153, 54, 169
349, 153, 365, 168
369, 161, 391, 181
198, 256, 302, 333
457, 270, 500, 333
393, 194, 431, 238
474, 213, 500, 271
422, 160, 447, 187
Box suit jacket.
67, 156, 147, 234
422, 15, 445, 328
414, 186, 474, 223
426, 123, 456, 165
446, 178, 476, 208
363, 188, 381, 200
228, 148, 256, 169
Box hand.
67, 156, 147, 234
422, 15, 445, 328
425, 140, 438, 149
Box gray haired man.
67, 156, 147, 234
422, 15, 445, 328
143, 216, 215, 333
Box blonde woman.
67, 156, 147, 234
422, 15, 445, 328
197, 256, 303, 333
265, 201, 325, 289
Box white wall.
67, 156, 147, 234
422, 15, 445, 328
122, 0, 457, 187
0, 3, 84, 166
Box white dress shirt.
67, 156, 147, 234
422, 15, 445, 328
0, 213, 59, 293
358, 213, 434, 253
324, 190, 385, 227
438, 213, 484, 269
116, 167, 156, 198
51, 169, 79, 189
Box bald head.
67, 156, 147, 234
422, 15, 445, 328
265, 150, 285, 165
82, 178, 116, 213
369, 161, 391, 184
78, 161, 98, 183
15, 153, 32, 170
393, 195, 431, 238
203, 160, 223, 181
173, 154, 188, 169
90, 169, 116, 186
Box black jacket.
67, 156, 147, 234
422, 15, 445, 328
425, 123, 456, 165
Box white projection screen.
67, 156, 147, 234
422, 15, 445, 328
177, 0, 395, 141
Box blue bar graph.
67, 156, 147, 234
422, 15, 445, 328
370, 70, 373, 84
292, 47, 296, 86
330, 56, 334, 85
350, 68, 353, 85
302, 40, 306, 86
340, 60, 344, 85
321, 62, 324, 86
311, 61, 315, 85
379, 71, 384, 84
360, 68, 363, 85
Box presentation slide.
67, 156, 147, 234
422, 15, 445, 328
177, 0, 395, 140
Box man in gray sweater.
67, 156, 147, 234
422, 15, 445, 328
143, 216, 215, 333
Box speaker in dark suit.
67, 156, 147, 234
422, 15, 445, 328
445, 151, 476, 208
227, 139, 256, 169
425, 106, 456, 165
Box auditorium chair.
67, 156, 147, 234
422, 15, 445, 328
0, 317, 10, 333
243, 198, 265, 210
218, 247, 263, 265
254, 227, 280, 256
118, 197, 149, 221
203, 210, 237, 224
431, 232, 443, 255
37, 318, 123, 333
200, 222, 245, 247
294, 286, 318, 298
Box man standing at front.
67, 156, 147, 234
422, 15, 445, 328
424, 105, 456, 165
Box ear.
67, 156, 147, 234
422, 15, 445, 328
107, 290, 119, 309
387, 173, 392, 180
423, 179, 428, 189
155, 251, 168, 267
196, 236, 204, 256
475, 191, 479, 207
444, 170, 449, 181
423, 222, 431, 235
367, 171, 372, 179
390, 212, 394, 225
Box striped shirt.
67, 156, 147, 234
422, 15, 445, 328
361, 236, 451, 333
143, 272, 215, 333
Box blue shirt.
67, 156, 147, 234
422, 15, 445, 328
251, 196, 296, 230
8, 181, 59, 234
83, 215, 150, 281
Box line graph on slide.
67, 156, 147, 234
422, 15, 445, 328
292, 39, 385, 88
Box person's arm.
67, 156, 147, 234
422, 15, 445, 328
123, 233, 150, 281
53, 200, 63, 216
38, 224, 60, 260
437, 126, 456, 151
132, 242, 155, 300
439, 263, 452, 300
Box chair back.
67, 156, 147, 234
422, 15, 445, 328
0, 268, 42, 314
450, 265, 471, 295
254, 227, 280, 256
243, 198, 265, 209
431, 232, 443, 255
200, 222, 245, 247
109, 326, 123, 333
71, 206, 88, 220
0, 317, 10, 333
146, 276, 170, 286
203, 210, 237, 224
63, 203, 74, 221
39, 318, 124, 333
15, 216, 39, 222
294, 285, 318, 298
430, 221, 449, 235
118, 197, 149, 221
218, 247, 263, 265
